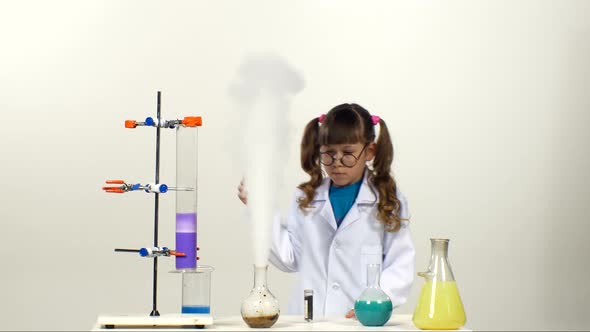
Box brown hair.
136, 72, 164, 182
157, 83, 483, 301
297, 103, 406, 232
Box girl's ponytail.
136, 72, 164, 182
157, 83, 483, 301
373, 118, 393, 174
297, 117, 323, 210
370, 118, 405, 232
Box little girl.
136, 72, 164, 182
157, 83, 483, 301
238, 103, 415, 318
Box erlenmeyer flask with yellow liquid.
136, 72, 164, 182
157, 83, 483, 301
413, 238, 466, 330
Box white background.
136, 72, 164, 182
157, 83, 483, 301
1, 0, 589, 330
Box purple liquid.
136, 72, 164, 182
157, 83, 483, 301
176, 213, 197, 269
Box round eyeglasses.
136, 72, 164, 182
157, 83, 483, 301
319, 144, 369, 168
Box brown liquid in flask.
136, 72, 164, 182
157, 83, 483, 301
241, 265, 280, 328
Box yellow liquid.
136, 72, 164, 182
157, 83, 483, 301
412, 281, 466, 330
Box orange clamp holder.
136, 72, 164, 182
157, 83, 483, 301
182, 116, 202, 127
106, 180, 125, 184
169, 251, 186, 257
125, 120, 137, 128
103, 188, 125, 193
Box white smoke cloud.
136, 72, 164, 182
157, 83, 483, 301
229, 53, 304, 267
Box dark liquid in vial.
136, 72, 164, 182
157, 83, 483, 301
305, 295, 313, 321
242, 314, 279, 328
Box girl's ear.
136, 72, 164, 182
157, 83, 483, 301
365, 142, 377, 162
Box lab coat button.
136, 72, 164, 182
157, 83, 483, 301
332, 283, 340, 290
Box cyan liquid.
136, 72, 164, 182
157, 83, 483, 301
181, 305, 210, 314
354, 299, 393, 326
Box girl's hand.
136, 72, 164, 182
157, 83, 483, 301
345, 309, 356, 319
237, 179, 248, 205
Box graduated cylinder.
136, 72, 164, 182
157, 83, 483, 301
175, 121, 199, 270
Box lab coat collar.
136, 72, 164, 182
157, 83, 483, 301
312, 168, 377, 231
356, 168, 378, 204
312, 179, 336, 230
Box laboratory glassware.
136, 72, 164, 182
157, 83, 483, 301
241, 265, 280, 328
413, 238, 466, 330
304, 289, 313, 322
354, 263, 393, 326
178, 266, 214, 314
175, 120, 198, 270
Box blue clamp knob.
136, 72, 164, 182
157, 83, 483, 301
139, 248, 149, 257
145, 117, 155, 126
159, 184, 168, 193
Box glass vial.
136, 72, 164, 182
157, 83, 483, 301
241, 265, 280, 328
304, 289, 313, 321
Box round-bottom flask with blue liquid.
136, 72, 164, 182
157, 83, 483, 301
354, 264, 393, 326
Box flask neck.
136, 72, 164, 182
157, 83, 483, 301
253, 265, 268, 289
366, 264, 381, 288
428, 238, 455, 281
431, 239, 449, 259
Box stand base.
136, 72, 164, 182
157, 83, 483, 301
97, 314, 213, 329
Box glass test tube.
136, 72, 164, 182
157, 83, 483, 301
175, 123, 198, 270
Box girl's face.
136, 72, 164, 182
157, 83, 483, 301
319, 142, 376, 187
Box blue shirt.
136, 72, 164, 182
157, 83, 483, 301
329, 178, 363, 227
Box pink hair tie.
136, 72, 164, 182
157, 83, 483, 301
371, 115, 380, 125
318, 114, 327, 123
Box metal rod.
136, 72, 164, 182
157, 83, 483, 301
150, 91, 162, 317
114, 248, 140, 253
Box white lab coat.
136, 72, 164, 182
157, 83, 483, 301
269, 170, 416, 317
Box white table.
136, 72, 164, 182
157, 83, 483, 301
92, 314, 471, 331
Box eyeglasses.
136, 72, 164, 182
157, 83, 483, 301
319, 143, 369, 168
